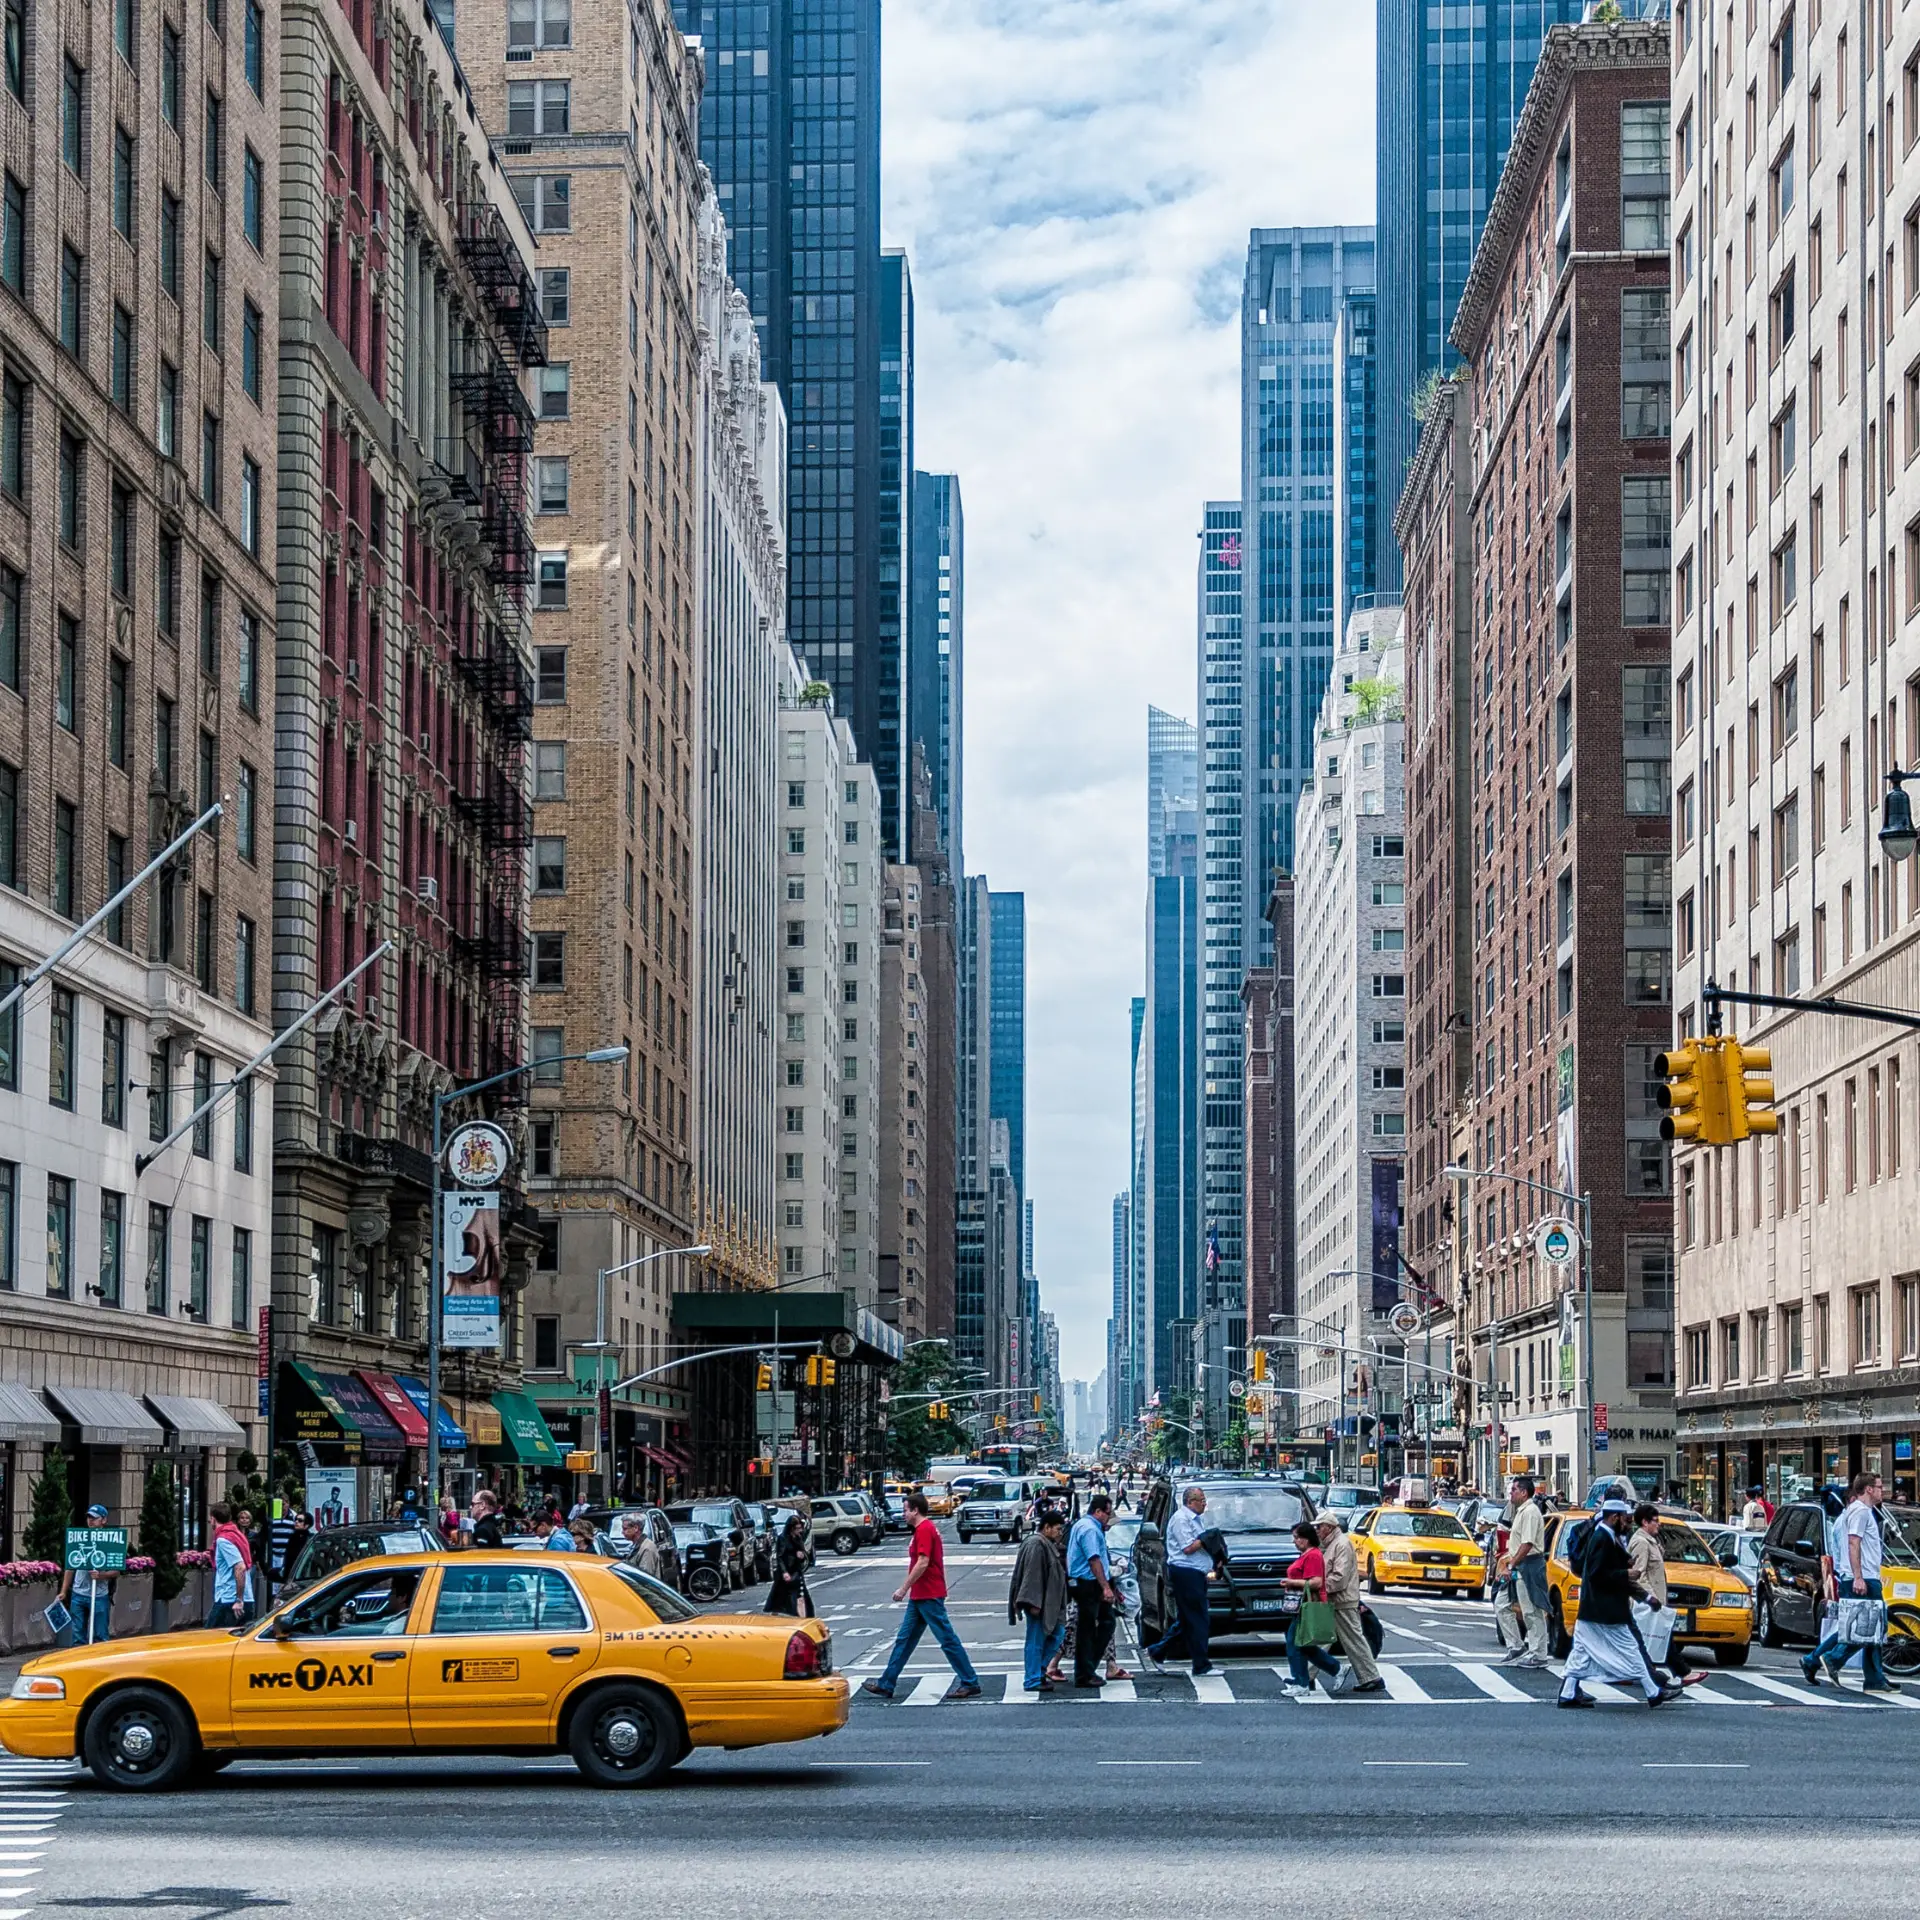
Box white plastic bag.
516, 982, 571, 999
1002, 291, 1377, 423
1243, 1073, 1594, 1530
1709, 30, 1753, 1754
1632, 1597, 1677, 1664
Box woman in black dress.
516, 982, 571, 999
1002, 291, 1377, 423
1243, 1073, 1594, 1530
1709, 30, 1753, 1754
764, 1513, 813, 1617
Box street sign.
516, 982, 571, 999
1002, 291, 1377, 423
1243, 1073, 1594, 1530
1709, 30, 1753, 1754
1533, 1216, 1580, 1266
1594, 1403, 1610, 1453
63, 1527, 128, 1573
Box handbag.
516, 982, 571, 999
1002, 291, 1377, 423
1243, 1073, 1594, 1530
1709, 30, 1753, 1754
1296, 1598, 1338, 1648
1837, 1595, 1889, 1644
1632, 1598, 1678, 1664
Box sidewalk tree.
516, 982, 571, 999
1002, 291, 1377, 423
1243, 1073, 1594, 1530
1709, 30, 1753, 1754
884, 1346, 974, 1479
23, 1450, 72, 1562
139, 1458, 185, 1604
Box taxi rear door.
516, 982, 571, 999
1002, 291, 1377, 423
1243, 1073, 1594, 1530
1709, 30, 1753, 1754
229, 1564, 426, 1748
410, 1561, 602, 1745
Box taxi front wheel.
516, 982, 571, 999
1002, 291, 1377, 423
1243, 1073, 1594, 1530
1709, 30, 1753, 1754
84, 1687, 198, 1793
569, 1686, 680, 1788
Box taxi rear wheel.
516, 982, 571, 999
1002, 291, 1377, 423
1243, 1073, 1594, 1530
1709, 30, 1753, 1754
569, 1686, 679, 1788
1547, 1596, 1573, 1660
83, 1687, 198, 1793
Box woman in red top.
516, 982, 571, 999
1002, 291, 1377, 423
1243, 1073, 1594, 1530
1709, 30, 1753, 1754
1280, 1520, 1340, 1697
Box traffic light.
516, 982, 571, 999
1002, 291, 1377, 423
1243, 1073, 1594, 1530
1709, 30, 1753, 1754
1722, 1038, 1780, 1141
1252, 1348, 1268, 1383
1656, 1037, 1732, 1144
1031, 1393, 1042, 1414
994, 1414, 1008, 1430
820, 1357, 837, 1387
805, 1354, 822, 1387
928, 1400, 948, 1422
756, 1363, 772, 1391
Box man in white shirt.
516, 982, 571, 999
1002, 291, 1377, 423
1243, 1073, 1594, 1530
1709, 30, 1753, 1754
1501, 1476, 1550, 1668
1144, 1486, 1216, 1675
1832, 1471, 1897, 1693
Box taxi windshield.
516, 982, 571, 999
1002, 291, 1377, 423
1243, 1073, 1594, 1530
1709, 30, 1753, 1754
608, 1563, 700, 1623
1371, 1512, 1469, 1540
1658, 1524, 1718, 1565
1180, 1489, 1307, 1533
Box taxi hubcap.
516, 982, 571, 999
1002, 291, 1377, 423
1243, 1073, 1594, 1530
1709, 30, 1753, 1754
119, 1722, 157, 1762
603, 1717, 641, 1758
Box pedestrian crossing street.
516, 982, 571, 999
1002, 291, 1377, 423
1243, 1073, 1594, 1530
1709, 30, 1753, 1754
846, 1657, 1920, 1711
0, 1758, 78, 1920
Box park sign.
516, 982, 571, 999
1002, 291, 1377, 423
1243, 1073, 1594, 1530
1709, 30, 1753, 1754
64, 1526, 129, 1573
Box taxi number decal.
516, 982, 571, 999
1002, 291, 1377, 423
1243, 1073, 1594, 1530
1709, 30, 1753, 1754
441, 1657, 519, 1683
248, 1660, 375, 1692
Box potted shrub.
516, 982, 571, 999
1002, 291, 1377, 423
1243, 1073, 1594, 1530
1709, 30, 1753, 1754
139, 1460, 185, 1631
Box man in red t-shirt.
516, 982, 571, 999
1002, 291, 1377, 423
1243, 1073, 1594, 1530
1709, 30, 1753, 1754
860, 1492, 983, 1700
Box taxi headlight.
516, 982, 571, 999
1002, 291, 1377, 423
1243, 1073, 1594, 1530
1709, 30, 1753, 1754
9, 1675, 63, 1701
1462, 1554, 1483, 1569
1711, 1591, 1752, 1609
1384, 1552, 1411, 1565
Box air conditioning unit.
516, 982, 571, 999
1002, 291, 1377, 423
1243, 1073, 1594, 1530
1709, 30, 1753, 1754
345, 658, 361, 684
420, 876, 439, 904
344, 818, 359, 845
371, 207, 385, 234
419, 730, 432, 753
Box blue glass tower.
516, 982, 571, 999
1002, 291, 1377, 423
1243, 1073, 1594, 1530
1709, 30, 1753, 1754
671, 0, 885, 808
1238, 228, 1376, 968
908, 472, 963, 867
988, 891, 1026, 1202
1375, 0, 1584, 591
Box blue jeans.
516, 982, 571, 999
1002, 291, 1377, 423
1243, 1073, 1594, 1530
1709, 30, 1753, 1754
57, 1590, 111, 1647
205, 1594, 247, 1629
1023, 1613, 1066, 1689
876, 1598, 980, 1692
1148, 1565, 1214, 1673
1286, 1615, 1339, 1687
1809, 1579, 1887, 1686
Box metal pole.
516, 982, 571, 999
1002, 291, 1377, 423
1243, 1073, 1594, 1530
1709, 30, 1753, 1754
770, 1303, 780, 1500
427, 1092, 445, 1505
1581, 1190, 1595, 1498
0, 800, 223, 1024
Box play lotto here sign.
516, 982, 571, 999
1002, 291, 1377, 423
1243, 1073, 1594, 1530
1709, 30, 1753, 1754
63, 1527, 129, 1573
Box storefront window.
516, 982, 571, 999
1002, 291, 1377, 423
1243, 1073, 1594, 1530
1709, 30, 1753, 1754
1895, 1436, 1916, 1505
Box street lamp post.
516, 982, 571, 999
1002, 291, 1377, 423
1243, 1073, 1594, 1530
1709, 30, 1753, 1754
584, 1243, 711, 1502
1444, 1164, 1594, 1496
427, 1044, 628, 1502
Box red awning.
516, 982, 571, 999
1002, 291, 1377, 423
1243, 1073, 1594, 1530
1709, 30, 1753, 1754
639, 1445, 683, 1475
356, 1369, 430, 1446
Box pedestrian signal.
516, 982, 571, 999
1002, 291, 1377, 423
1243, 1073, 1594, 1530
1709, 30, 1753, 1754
1722, 1038, 1779, 1141
994, 1414, 1008, 1430
1655, 1037, 1731, 1145
1252, 1348, 1268, 1383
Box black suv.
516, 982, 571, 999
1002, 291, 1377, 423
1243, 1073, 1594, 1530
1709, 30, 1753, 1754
1753, 1497, 1920, 1647
1133, 1476, 1319, 1643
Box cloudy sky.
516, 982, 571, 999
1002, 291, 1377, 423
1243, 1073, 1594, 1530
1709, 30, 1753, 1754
882, 0, 1376, 1383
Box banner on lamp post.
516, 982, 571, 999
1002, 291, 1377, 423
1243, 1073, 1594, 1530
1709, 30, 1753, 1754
442, 1189, 502, 1349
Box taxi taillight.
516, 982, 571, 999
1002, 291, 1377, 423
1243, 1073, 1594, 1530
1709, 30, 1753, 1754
783, 1630, 829, 1679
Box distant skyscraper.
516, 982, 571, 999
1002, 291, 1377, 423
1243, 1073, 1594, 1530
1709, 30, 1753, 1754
1239, 228, 1377, 963
1127, 993, 1148, 1426
671, 0, 885, 796
1110, 1190, 1132, 1429
1374, 0, 1584, 591
955, 878, 994, 1378
877, 249, 914, 861
988, 892, 1027, 1202
908, 473, 964, 866
1143, 852, 1201, 1399
1147, 708, 1199, 879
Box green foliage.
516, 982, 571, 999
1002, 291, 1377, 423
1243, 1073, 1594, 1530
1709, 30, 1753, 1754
139, 1460, 184, 1603
23, 1451, 72, 1564
1409, 367, 1448, 423
227, 1449, 300, 1524
1349, 676, 1404, 727
1593, 1, 1624, 22
884, 1345, 976, 1479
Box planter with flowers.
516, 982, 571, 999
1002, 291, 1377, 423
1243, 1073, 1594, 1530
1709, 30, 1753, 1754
0, 1560, 62, 1653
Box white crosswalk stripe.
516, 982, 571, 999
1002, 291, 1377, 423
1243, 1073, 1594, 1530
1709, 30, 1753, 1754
1189, 1672, 1235, 1704
1457, 1662, 1532, 1702
0, 1759, 78, 1916
1375, 1663, 1433, 1703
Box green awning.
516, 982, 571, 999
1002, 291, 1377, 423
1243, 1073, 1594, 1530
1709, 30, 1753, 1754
488, 1387, 561, 1465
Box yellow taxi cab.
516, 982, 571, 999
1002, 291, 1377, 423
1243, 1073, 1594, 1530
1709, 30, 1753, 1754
0, 1550, 846, 1793
1542, 1511, 1753, 1665
921, 1483, 958, 1516
1348, 1504, 1485, 1596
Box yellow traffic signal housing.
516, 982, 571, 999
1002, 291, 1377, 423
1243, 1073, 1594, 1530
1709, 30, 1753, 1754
1252, 1348, 1268, 1383
1656, 1037, 1732, 1144
1723, 1038, 1779, 1140
820, 1357, 837, 1387
804, 1355, 821, 1387
756, 1363, 772, 1391
1031, 1393, 1042, 1413
994, 1413, 1008, 1430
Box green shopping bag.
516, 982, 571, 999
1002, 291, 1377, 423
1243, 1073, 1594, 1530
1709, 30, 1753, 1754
1296, 1599, 1338, 1648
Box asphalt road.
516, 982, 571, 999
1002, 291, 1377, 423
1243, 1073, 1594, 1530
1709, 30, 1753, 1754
21, 1527, 1920, 1920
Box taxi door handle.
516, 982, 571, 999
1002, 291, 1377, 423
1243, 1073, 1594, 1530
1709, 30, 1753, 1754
371, 1651, 408, 1663
547, 1646, 581, 1659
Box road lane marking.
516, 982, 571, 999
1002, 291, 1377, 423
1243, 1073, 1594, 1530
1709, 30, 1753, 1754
1728, 1671, 1856, 1707
1677, 1683, 1762, 1706
1362, 1760, 1467, 1767
1457, 1663, 1531, 1702
1642, 1762, 1750, 1769
809, 1760, 931, 1768
1190, 1672, 1234, 1704
1097, 1759, 1200, 1766
902, 1676, 951, 1705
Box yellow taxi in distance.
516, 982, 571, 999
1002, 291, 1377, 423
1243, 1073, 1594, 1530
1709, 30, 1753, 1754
0, 1551, 846, 1792
921, 1484, 958, 1516
1348, 1505, 1485, 1596
1542, 1512, 1753, 1666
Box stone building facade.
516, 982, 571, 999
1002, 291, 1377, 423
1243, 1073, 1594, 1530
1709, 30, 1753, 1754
877, 860, 927, 1340
0, 0, 279, 1547
270, 0, 547, 1506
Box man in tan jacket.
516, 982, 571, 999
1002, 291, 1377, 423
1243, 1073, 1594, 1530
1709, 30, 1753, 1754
1314, 1511, 1385, 1695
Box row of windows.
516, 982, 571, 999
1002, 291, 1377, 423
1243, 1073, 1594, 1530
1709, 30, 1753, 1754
1683, 1280, 1920, 1392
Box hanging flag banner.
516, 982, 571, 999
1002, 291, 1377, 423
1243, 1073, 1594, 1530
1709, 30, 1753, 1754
442, 1190, 503, 1350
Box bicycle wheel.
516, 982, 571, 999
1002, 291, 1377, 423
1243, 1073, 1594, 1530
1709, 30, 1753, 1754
1882, 1605, 1920, 1673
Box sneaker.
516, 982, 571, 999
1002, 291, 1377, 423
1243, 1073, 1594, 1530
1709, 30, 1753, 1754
1514, 1655, 1548, 1670
1648, 1684, 1684, 1708
1500, 1646, 1529, 1665
859, 1680, 895, 1700
1557, 1691, 1596, 1709
945, 1682, 983, 1700
1331, 1666, 1358, 1695
1863, 1681, 1904, 1695
1350, 1679, 1388, 1696
1316, 1668, 1344, 1697
1800, 1657, 1823, 1687
1280, 1683, 1314, 1700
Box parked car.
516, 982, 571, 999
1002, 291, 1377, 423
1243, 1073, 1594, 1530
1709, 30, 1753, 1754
278, 1523, 443, 1601
955, 1479, 1038, 1545
845, 1490, 888, 1543
806, 1493, 880, 1556
581, 1507, 684, 1592
671, 1521, 730, 1602
666, 1500, 755, 1588
1751, 1498, 1920, 1649
1132, 1475, 1319, 1642
740, 1503, 782, 1580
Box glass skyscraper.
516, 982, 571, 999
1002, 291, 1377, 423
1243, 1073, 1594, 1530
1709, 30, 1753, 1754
671, 0, 885, 804
908, 472, 963, 866
1238, 228, 1376, 968
877, 249, 913, 860
1374, 0, 1584, 591
988, 891, 1027, 1203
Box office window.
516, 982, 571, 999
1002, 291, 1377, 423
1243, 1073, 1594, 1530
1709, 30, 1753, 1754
1852, 1283, 1881, 1369
538, 364, 570, 419
310, 1224, 337, 1325
231, 1075, 254, 1178
531, 1118, 556, 1178
204, 89, 223, 190
242, 146, 263, 249
1621, 475, 1672, 624
540, 268, 570, 326
188, 1216, 209, 1323
242, 300, 261, 401
507, 80, 571, 134
195, 889, 215, 992
147, 1038, 170, 1140
536, 552, 567, 608
511, 174, 571, 233
1684, 1325, 1710, 1388
533, 741, 566, 799
1621, 288, 1670, 437
57, 431, 81, 548
230, 1226, 251, 1329
200, 410, 219, 507
0, 173, 22, 295
202, 248, 222, 354
58, 245, 82, 357
535, 647, 567, 702
62, 59, 85, 174
507, 0, 572, 50
112, 127, 135, 239
161, 23, 181, 124
160, 193, 181, 300
56, 613, 78, 726
235, 914, 256, 1018
3, 0, 21, 102
533, 1316, 560, 1370
111, 305, 134, 413
158, 359, 179, 459
102, 1010, 125, 1127
45, 1176, 71, 1299
99, 1191, 123, 1307
239, 455, 260, 554
533, 932, 565, 990
234, 760, 258, 862
532, 1027, 565, 1083
0, 371, 18, 501
51, 798, 75, 918
48, 988, 75, 1108
107, 658, 128, 767
146, 1203, 170, 1314
536, 457, 569, 513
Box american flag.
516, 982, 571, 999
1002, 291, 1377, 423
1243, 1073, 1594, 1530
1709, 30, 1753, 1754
1204, 1226, 1221, 1276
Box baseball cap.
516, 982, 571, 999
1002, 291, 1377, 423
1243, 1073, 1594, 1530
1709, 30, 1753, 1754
85, 1504, 109, 1521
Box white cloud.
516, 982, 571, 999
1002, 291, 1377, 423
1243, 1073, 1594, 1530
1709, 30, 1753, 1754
884, 1, 1375, 1381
